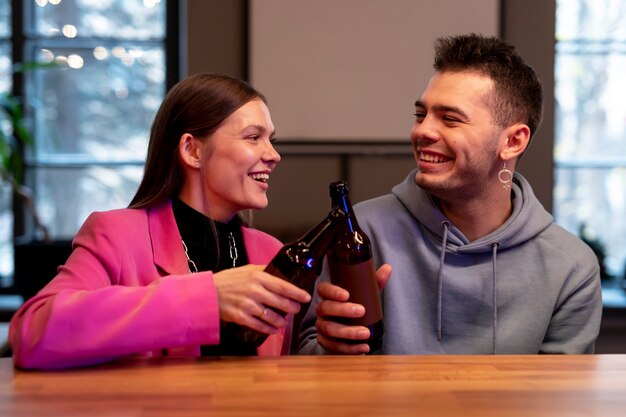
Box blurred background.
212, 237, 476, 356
0, 0, 625, 353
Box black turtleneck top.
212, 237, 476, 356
171, 198, 257, 356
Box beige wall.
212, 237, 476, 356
186, 0, 555, 242
248, 0, 498, 141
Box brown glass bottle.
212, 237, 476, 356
233, 208, 347, 348
327, 181, 384, 353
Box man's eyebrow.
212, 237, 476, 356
414, 100, 468, 119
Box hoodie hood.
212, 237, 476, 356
392, 168, 553, 253
391, 169, 554, 352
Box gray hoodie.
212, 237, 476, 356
298, 169, 602, 354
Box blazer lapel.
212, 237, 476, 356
148, 200, 189, 275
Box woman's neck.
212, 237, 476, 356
176, 189, 234, 223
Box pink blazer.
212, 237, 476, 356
9, 201, 284, 369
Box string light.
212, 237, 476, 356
93, 46, 109, 61
67, 54, 84, 69
62, 25, 78, 38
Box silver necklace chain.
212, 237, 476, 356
181, 231, 238, 273
228, 232, 238, 268
181, 239, 198, 273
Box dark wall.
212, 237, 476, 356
501, 0, 556, 213
185, 0, 248, 79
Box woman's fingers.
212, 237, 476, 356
213, 264, 310, 332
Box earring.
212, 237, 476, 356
498, 162, 513, 189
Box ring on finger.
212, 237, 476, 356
258, 308, 268, 318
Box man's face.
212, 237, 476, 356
410, 70, 504, 203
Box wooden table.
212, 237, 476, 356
2, 355, 626, 417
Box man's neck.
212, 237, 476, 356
438, 193, 513, 242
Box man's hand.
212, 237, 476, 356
315, 263, 392, 354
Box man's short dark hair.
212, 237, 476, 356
433, 33, 543, 139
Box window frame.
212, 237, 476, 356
0, 0, 181, 290
12, 0, 181, 239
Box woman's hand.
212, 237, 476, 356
315, 263, 392, 354
213, 264, 311, 335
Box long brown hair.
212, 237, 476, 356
129, 73, 267, 209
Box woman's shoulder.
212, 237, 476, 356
75, 207, 154, 244
240, 226, 282, 264
83, 206, 149, 227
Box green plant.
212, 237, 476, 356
0, 62, 57, 242
0, 91, 32, 186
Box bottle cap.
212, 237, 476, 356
329, 180, 349, 193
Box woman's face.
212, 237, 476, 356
199, 98, 280, 221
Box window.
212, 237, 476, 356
0, 0, 179, 287
25, 0, 174, 238
0, 0, 11, 284
0, 1, 9, 90
554, 0, 626, 283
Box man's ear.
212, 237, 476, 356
500, 123, 530, 161
178, 133, 201, 168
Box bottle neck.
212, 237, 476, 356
295, 208, 345, 259
331, 191, 359, 232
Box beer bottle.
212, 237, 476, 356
327, 180, 384, 353
234, 207, 346, 348
264, 207, 346, 296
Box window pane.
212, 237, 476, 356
0, 0, 10, 284
21, 0, 170, 242
0, 182, 12, 283
29, 0, 165, 40
554, 49, 626, 161
0, 43, 10, 92
556, 0, 626, 41
25, 42, 165, 162
555, 0, 626, 280
32, 166, 144, 238
554, 167, 626, 279
0, 0, 9, 38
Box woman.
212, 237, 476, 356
9, 73, 311, 369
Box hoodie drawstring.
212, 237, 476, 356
491, 242, 500, 354
436, 220, 500, 355
436, 221, 450, 341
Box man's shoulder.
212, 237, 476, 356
543, 222, 595, 251
353, 193, 418, 235
354, 193, 401, 215
537, 222, 600, 270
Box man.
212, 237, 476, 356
298, 33, 602, 355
